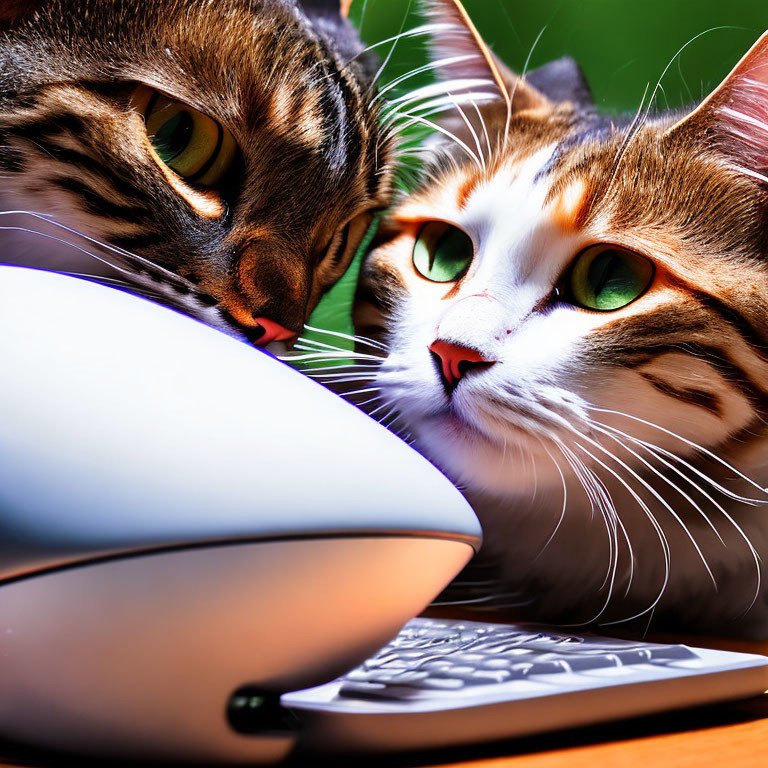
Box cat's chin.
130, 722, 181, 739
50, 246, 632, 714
416, 409, 558, 498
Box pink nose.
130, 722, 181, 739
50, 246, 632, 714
249, 317, 296, 346
428, 340, 495, 387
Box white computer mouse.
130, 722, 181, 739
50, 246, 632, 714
0, 266, 482, 763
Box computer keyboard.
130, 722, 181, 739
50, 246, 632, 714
336, 620, 702, 700
283, 618, 768, 755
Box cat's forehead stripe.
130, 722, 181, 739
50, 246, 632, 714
456, 175, 481, 210
550, 177, 589, 234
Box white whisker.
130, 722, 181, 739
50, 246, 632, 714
352, 23, 455, 60
567, 423, 716, 589
588, 405, 768, 496
0, 210, 198, 291
308, 374, 377, 384
569, 438, 671, 625
368, 0, 413, 91
389, 112, 482, 171
595, 420, 762, 613
342, 387, 380, 397
554, 438, 621, 621
0, 225, 134, 278
376, 55, 481, 101
296, 363, 381, 373
302, 323, 388, 352
593, 422, 725, 544
533, 442, 568, 559
279, 351, 383, 362
447, 91, 486, 172
471, 98, 491, 160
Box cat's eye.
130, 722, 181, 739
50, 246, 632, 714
412, 222, 474, 283
568, 245, 654, 311
133, 85, 237, 188
315, 211, 378, 288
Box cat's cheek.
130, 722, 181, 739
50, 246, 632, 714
585, 364, 754, 457
413, 416, 557, 499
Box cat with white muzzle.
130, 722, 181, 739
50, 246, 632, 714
353, 0, 768, 638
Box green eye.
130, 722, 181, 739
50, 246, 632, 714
569, 245, 654, 311
133, 85, 237, 187
413, 222, 474, 283
152, 110, 194, 164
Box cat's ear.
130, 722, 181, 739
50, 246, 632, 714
665, 30, 768, 175
299, 0, 353, 18
0, 0, 46, 29
424, 0, 549, 114
526, 58, 593, 109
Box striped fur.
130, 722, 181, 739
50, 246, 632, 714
356, 3, 768, 637
0, 0, 395, 343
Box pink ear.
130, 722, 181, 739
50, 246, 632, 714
423, 0, 511, 108
421, 0, 549, 116
667, 31, 768, 178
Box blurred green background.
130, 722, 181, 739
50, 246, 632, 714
307, 0, 768, 344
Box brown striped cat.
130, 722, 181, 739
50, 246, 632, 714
0, 0, 393, 346
354, 0, 768, 637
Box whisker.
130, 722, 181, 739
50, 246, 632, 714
383, 79, 495, 113
295, 338, 351, 353
0, 225, 136, 279
553, 438, 621, 622
447, 91, 486, 171
567, 424, 716, 589
595, 420, 762, 613
350, 23, 454, 61
388, 112, 482, 171
296, 362, 381, 373
302, 324, 388, 352
375, 55, 481, 102
356, 395, 384, 409
568, 438, 671, 626
307, 375, 377, 385
602, 81, 651, 200
521, 23, 547, 78
644, 26, 735, 122
368, 398, 397, 418
471, 98, 492, 160
368, 0, 413, 91
561, 439, 624, 595
340, 387, 380, 397
279, 351, 383, 362
593, 422, 725, 545
533, 442, 568, 559
588, 405, 768, 496
0, 210, 198, 292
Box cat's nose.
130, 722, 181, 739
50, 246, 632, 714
248, 317, 297, 346
429, 340, 496, 388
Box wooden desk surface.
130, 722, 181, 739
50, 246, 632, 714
2, 639, 766, 768
1, 696, 767, 768
423, 696, 768, 768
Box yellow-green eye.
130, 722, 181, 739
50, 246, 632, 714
569, 245, 654, 311
133, 85, 237, 187
413, 222, 474, 283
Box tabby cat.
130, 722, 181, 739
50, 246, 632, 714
355, 0, 768, 637
0, 0, 393, 345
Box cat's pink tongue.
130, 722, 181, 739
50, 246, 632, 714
251, 317, 296, 346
